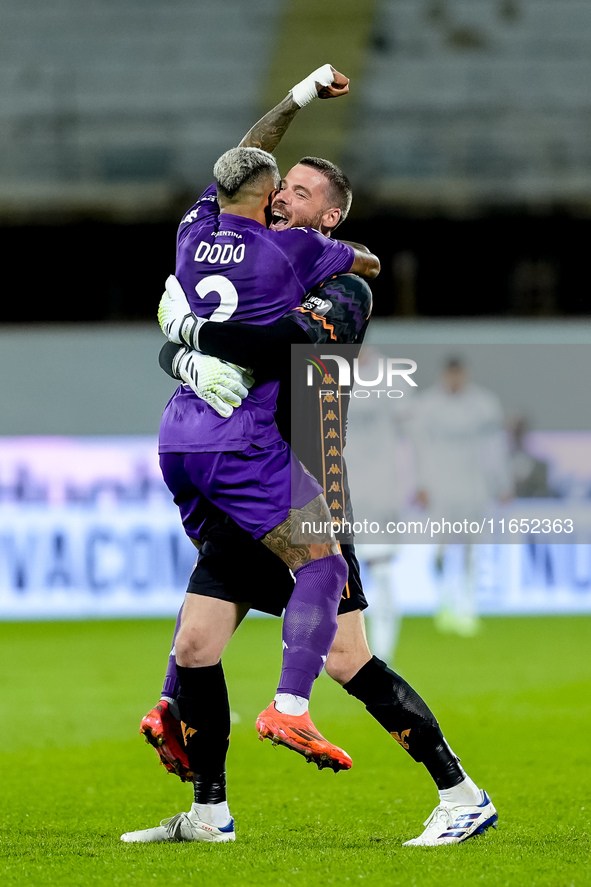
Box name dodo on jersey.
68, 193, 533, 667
194, 238, 245, 265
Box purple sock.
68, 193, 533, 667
161, 605, 183, 699
277, 553, 348, 699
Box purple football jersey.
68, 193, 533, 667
159, 184, 355, 453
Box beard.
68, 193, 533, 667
270, 205, 326, 232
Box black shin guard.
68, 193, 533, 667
176, 662, 231, 803
343, 656, 464, 789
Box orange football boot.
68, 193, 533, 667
140, 700, 193, 781
256, 702, 352, 772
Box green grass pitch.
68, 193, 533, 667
2, 615, 590, 886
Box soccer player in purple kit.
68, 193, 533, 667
122, 65, 382, 839
121, 67, 497, 847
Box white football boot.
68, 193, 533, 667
121, 804, 235, 843
403, 790, 497, 846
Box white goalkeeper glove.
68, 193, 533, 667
158, 274, 207, 350
172, 347, 254, 418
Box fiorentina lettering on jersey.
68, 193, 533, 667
194, 240, 246, 265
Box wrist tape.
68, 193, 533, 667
290, 63, 334, 107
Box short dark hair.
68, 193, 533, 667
298, 156, 353, 223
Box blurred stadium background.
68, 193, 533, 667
1, 0, 591, 621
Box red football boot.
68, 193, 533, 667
256, 702, 352, 772
140, 700, 193, 781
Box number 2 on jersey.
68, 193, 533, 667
195, 275, 238, 321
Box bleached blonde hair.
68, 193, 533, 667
214, 147, 280, 199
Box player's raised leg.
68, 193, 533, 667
161, 446, 353, 772
256, 494, 352, 771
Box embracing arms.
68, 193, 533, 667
160, 272, 373, 384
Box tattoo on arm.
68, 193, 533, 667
239, 94, 300, 153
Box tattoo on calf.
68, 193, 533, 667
262, 494, 339, 570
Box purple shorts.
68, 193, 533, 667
160, 440, 323, 541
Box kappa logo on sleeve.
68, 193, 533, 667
181, 209, 200, 225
